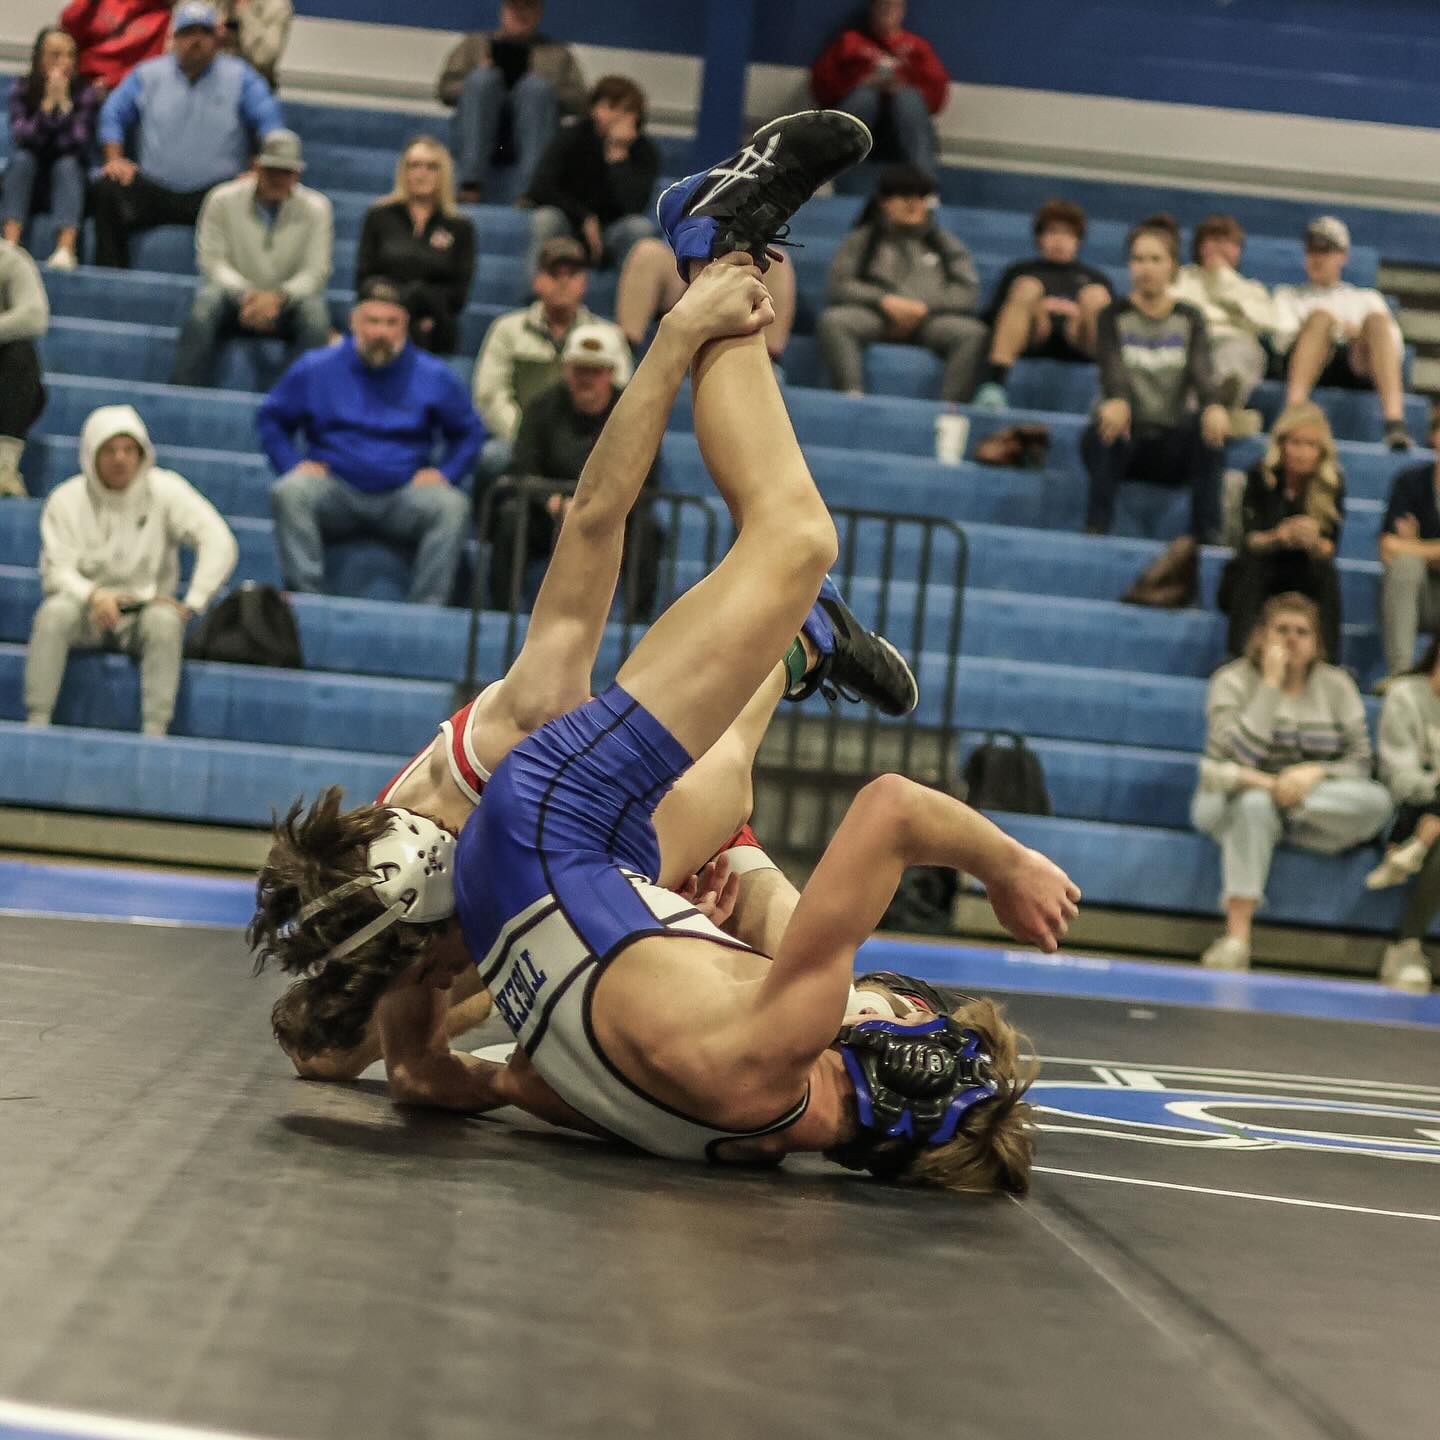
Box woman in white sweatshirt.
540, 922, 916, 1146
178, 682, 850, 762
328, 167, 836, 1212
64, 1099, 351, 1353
24, 404, 238, 736
1365, 635, 1440, 992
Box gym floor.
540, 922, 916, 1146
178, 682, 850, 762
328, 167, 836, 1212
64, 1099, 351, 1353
2, 861, 1438, 1440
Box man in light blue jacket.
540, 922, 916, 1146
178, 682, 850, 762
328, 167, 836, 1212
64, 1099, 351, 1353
92, 0, 283, 268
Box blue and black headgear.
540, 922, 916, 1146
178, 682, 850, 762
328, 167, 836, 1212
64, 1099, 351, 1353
831, 1016, 1000, 1179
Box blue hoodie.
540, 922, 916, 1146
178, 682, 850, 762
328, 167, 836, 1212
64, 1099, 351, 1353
257, 337, 484, 493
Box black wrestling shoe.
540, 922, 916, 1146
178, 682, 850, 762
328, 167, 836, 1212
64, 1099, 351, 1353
657, 110, 873, 269
788, 577, 919, 717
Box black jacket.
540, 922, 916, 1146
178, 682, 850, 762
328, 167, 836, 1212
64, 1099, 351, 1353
524, 117, 661, 229
354, 201, 477, 318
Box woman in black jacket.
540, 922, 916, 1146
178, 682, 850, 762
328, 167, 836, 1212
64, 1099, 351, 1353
522, 75, 660, 280
1223, 401, 1345, 659
355, 135, 476, 354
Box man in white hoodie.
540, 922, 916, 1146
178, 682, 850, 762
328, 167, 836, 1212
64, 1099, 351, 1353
24, 405, 239, 736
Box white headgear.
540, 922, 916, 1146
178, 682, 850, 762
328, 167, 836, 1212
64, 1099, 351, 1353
292, 809, 458, 965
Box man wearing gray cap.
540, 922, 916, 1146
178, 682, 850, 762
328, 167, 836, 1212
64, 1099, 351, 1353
93, 0, 283, 268
491, 319, 659, 618
1273, 215, 1412, 450
171, 128, 333, 386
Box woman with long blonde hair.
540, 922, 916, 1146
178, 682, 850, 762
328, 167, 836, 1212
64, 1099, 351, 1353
1223, 400, 1345, 658
355, 135, 476, 354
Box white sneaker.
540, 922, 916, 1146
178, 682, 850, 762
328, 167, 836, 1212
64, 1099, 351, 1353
45, 246, 77, 271
1364, 837, 1428, 890
1200, 935, 1251, 970
1378, 938, 1432, 994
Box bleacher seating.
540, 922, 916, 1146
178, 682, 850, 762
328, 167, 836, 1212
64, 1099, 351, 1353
2, 78, 1434, 947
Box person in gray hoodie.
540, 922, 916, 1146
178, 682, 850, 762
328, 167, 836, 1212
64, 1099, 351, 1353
1365, 635, 1440, 992
24, 404, 239, 735
816, 164, 985, 403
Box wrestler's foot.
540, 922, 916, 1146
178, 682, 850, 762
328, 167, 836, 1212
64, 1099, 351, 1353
787, 576, 919, 716
657, 110, 873, 272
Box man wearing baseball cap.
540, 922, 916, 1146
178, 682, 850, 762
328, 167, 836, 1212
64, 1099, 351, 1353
1272, 214, 1412, 450
93, 0, 284, 268
472, 234, 632, 482
171, 128, 334, 386
489, 318, 659, 618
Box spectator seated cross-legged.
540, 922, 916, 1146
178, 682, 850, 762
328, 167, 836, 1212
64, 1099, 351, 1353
1377, 405, 1440, 690
1273, 215, 1412, 451
1171, 213, 1276, 437
615, 237, 797, 371
91, 0, 284, 270
811, 0, 949, 176
489, 323, 660, 624
0, 239, 49, 499
522, 75, 659, 283
355, 135, 476, 356
24, 404, 238, 737
973, 198, 1112, 410
1221, 403, 1344, 661
817, 164, 986, 403
471, 235, 631, 488
1191, 592, 1393, 972
60, 0, 171, 96
170, 128, 332, 387
1081, 214, 1228, 542
437, 0, 585, 204
1366, 635, 1440, 993
258, 279, 483, 608
2, 27, 101, 270
216, 0, 293, 91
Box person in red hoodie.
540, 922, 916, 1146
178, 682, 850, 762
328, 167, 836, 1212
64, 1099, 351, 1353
60, 0, 173, 96
811, 0, 949, 176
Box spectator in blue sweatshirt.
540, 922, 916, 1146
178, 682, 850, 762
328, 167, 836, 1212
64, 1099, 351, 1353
258, 278, 484, 607
91, 1, 283, 269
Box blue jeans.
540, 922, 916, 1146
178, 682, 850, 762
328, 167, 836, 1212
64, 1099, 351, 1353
838, 84, 937, 176
170, 284, 332, 386
524, 206, 655, 283
269, 465, 471, 606
1081, 415, 1224, 541
1, 149, 86, 231
453, 68, 559, 196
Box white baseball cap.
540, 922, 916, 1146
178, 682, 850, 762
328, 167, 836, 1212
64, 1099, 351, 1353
562, 323, 626, 371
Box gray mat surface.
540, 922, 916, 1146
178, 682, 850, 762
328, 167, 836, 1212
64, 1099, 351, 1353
3, 915, 1438, 1440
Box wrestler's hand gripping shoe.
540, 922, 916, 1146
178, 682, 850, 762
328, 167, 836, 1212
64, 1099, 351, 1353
658, 109, 873, 271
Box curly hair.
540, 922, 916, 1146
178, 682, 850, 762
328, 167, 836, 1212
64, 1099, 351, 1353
1032, 198, 1087, 242
826, 994, 1038, 1194
248, 787, 448, 1057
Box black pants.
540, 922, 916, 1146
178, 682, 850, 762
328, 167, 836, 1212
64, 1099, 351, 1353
1224, 548, 1342, 659
91, 173, 211, 268
1081, 416, 1224, 540
489, 495, 662, 623
0, 340, 46, 440
397, 281, 461, 355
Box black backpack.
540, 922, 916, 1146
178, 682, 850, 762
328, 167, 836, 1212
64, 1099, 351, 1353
961, 731, 1052, 815
185, 583, 304, 668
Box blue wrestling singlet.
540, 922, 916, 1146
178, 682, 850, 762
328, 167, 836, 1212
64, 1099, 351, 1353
453, 685, 809, 1161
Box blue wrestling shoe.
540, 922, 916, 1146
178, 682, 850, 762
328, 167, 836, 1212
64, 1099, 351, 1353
788, 576, 919, 717
657, 110, 873, 272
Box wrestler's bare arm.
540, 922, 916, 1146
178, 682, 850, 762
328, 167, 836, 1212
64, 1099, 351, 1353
753, 778, 1080, 1076
381, 973, 508, 1113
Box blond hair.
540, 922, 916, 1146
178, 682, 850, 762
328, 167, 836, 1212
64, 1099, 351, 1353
380, 135, 458, 216
1260, 402, 1342, 533
828, 993, 1038, 1195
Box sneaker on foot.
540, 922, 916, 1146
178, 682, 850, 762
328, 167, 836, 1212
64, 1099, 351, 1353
45, 246, 77, 271
1365, 837, 1428, 890
788, 575, 918, 716
1200, 935, 1250, 971
973, 382, 1008, 411
1384, 419, 1414, 452
657, 110, 873, 271
1378, 937, 1432, 993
